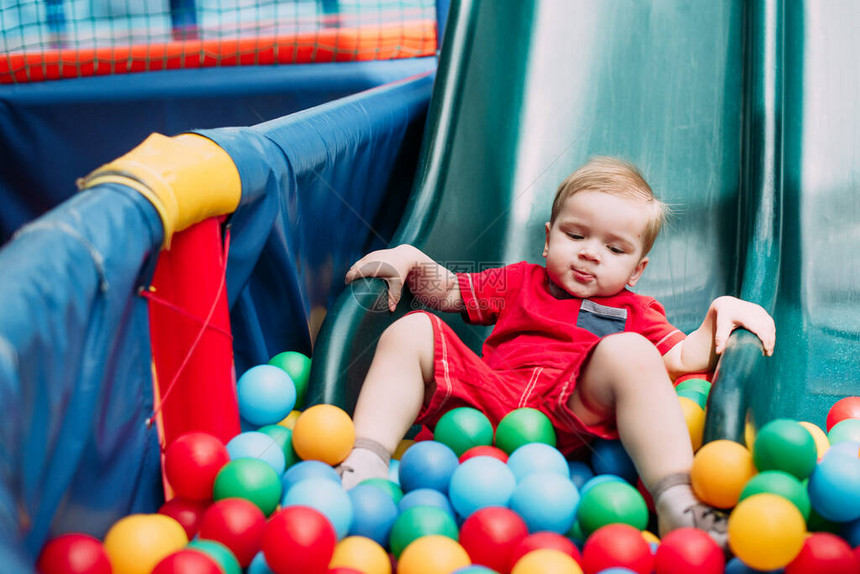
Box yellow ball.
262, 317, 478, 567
277, 409, 302, 429
678, 396, 705, 452
103, 514, 188, 574
397, 535, 471, 574
512, 549, 584, 574
394, 439, 416, 460
727, 493, 806, 571
292, 404, 356, 465
330, 536, 391, 574
798, 421, 830, 460
691, 439, 757, 509
641, 530, 660, 546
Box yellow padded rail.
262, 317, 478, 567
79, 133, 241, 249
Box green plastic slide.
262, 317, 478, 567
308, 0, 860, 442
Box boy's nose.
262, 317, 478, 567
578, 246, 599, 262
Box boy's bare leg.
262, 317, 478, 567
337, 313, 436, 489
569, 333, 727, 545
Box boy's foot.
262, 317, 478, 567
336, 438, 391, 490
652, 473, 729, 548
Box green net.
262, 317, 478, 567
0, 0, 437, 83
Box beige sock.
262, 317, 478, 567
336, 438, 391, 490
652, 473, 728, 548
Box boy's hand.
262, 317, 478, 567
711, 296, 776, 356
345, 246, 416, 312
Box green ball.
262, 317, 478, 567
213, 458, 282, 516
359, 478, 404, 505
675, 378, 712, 396
186, 539, 241, 574
388, 505, 459, 558
494, 408, 556, 454
738, 470, 811, 521
676, 388, 708, 409
269, 351, 311, 409
433, 407, 494, 456
752, 418, 818, 480
828, 418, 860, 445
576, 480, 649, 535
566, 519, 585, 546
257, 424, 299, 470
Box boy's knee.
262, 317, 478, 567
594, 332, 663, 370
379, 312, 434, 346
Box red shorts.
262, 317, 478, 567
414, 312, 619, 456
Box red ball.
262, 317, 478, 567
36, 534, 112, 574
826, 397, 860, 432
164, 431, 230, 500
459, 445, 508, 463
158, 497, 210, 539
152, 549, 224, 574
581, 523, 654, 574
459, 506, 529, 572
785, 532, 859, 574
654, 528, 724, 574
198, 497, 267, 567
263, 506, 337, 574
511, 531, 582, 566
328, 569, 364, 574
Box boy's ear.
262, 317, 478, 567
627, 256, 649, 287
543, 222, 551, 257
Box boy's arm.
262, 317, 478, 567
662, 296, 776, 379
345, 244, 464, 313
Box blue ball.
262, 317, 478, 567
568, 460, 595, 490
590, 439, 637, 483
398, 440, 459, 494
579, 474, 626, 497
453, 567, 498, 574
507, 442, 569, 482
448, 456, 516, 519
399, 488, 456, 517
282, 459, 341, 492
808, 444, 860, 522
237, 365, 296, 426
347, 483, 399, 546
509, 472, 580, 533
282, 478, 353, 539
389, 458, 401, 484
226, 431, 287, 475
247, 551, 275, 574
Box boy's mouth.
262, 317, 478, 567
572, 268, 595, 283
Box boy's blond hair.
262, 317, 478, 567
550, 157, 667, 256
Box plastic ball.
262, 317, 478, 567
511, 532, 582, 567
226, 431, 287, 474
329, 536, 391, 574
581, 523, 653, 574
257, 424, 299, 468
512, 548, 583, 574
347, 483, 399, 546
197, 497, 267, 567
282, 459, 341, 491
360, 478, 404, 504
691, 439, 757, 508
397, 535, 471, 574
826, 396, 860, 431
590, 439, 637, 483
283, 479, 353, 539
738, 469, 811, 520
213, 458, 282, 516
452, 567, 498, 574
186, 539, 242, 574
727, 493, 806, 571
752, 418, 818, 480
248, 551, 276, 574
448, 456, 517, 518
510, 472, 580, 534
653, 527, 724, 574
238, 364, 297, 426
798, 421, 831, 460
388, 505, 459, 557
807, 442, 860, 522
567, 461, 595, 490
277, 409, 302, 429
458, 506, 529, 572
675, 377, 712, 397
507, 442, 569, 482
828, 418, 860, 445
784, 532, 858, 573
158, 496, 209, 539
845, 516, 860, 547
578, 474, 625, 497
37, 533, 112, 574
262, 506, 337, 574
399, 488, 456, 517
678, 396, 705, 452
394, 439, 416, 460
103, 514, 188, 574
268, 351, 311, 410
397, 440, 460, 493
152, 549, 224, 574
433, 407, 494, 456
163, 431, 230, 500
291, 404, 355, 465
495, 408, 556, 453
460, 445, 509, 463
576, 479, 648, 535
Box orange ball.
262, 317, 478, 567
397, 535, 471, 574
330, 536, 391, 574
691, 440, 757, 509
292, 404, 356, 465
678, 397, 705, 452
103, 514, 188, 574
727, 493, 806, 571
512, 548, 583, 574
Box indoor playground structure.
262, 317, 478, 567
2, 0, 860, 573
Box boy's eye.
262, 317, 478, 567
608, 246, 626, 254
566, 233, 584, 240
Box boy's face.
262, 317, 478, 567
543, 190, 650, 299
